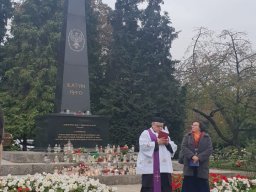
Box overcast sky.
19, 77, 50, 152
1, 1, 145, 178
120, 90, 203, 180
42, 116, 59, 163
102, 0, 256, 60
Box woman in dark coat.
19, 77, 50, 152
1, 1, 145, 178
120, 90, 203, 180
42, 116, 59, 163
180, 121, 213, 192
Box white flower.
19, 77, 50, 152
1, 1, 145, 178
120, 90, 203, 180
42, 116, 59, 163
250, 179, 256, 186
210, 188, 218, 192
0, 173, 115, 192
39, 185, 45, 191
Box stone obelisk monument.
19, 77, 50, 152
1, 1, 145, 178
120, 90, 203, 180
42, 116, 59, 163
35, 0, 109, 149
55, 0, 90, 113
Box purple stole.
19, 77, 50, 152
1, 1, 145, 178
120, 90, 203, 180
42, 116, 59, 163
148, 129, 161, 192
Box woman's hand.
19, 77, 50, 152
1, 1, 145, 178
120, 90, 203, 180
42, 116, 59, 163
192, 155, 199, 162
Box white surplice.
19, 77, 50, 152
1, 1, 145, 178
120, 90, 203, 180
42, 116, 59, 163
136, 127, 177, 174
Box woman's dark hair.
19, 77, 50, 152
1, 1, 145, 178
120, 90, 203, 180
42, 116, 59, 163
193, 120, 206, 132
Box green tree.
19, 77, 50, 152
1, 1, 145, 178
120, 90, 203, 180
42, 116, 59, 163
100, 0, 143, 145
86, 0, 112, 113
179, 28, 256, 148
0, 0, 13, 84
101, 0, 186, 146
0, 0, 64, 150
0, 0, 13, 43
138, 0, 186, 142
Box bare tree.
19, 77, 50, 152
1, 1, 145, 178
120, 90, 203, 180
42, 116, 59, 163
178, 28, 256, 148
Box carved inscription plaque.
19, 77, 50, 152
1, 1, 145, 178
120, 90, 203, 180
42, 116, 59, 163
35, 114, 109, 149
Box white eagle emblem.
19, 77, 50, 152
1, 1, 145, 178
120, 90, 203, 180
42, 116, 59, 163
68, 29, 85, 52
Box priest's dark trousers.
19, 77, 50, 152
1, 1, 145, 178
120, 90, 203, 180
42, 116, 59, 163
140, 173, 172, 192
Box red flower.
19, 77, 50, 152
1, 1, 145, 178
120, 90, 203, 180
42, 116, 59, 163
172, 174, 183, 192
120, 145, 129, 154
120, 145, 129, 150
17, 187, 30, 192
73, 148, 81, 154
235, 160, 241, 167
102, 168, 110, 173
79, 162, 87, 168
209, 173, 228, 185
235, 174, 248, 179
170, 173, 249, 191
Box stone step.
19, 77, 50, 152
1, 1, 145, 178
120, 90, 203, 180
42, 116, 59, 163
3, 151, 54, 163
2, 151, 138, 163
1, 151, 254, 185
0, 161, 181, 176
0, 161, 76, 176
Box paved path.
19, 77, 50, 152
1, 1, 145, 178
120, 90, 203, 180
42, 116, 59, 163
111, 184, 141, 192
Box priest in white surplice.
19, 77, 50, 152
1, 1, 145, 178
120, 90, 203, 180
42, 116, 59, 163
136, 117, 177, 192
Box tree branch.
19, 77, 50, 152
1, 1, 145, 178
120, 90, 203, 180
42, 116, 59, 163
209, 107, 224, 117
193, 108, 233, 144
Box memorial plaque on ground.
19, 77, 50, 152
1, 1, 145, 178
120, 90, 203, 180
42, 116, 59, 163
35, 114, 109, 148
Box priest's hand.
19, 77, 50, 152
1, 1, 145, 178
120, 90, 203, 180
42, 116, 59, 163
157, 138, 169, 145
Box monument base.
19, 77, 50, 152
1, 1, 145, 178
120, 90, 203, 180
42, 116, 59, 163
35, 113, 109, 149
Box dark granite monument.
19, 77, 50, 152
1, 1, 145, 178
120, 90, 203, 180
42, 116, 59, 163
55, 0, 90, 113
35, 0, 109, 149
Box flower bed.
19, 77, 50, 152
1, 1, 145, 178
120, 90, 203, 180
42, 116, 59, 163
0, 173, 116, 192
210, 145, 256, 172
172, 173, 256, 192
